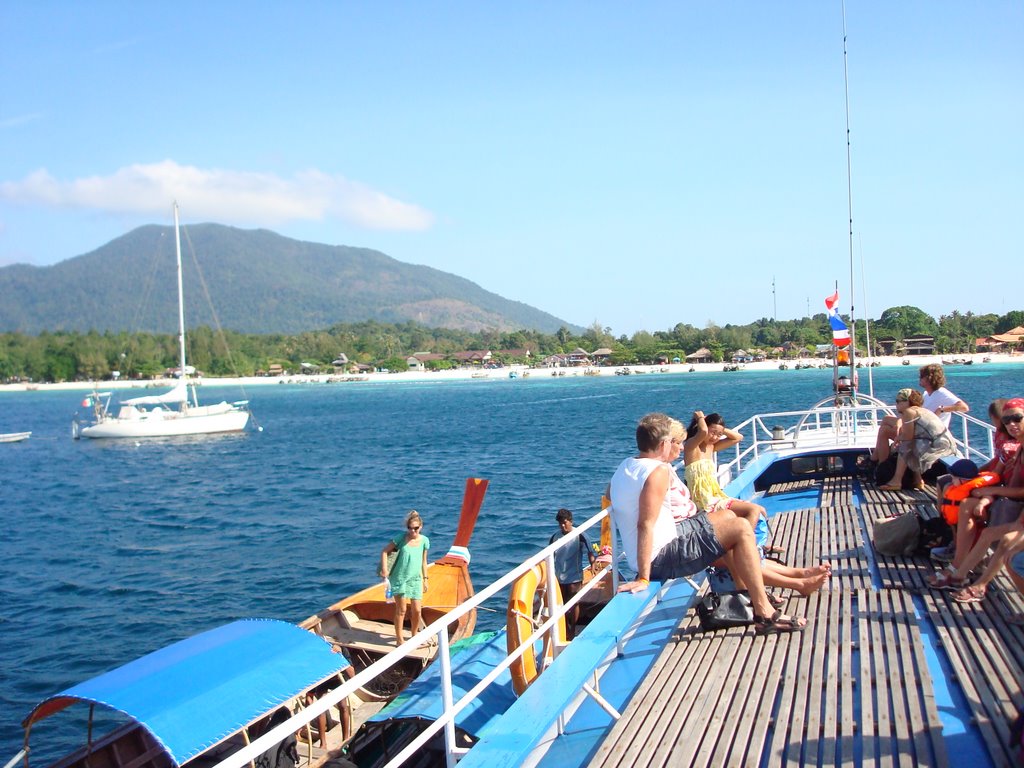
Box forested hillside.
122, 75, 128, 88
0, 224, 576, 335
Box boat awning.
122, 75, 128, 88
124, 380, 188, 406
24, 619, 351, 767
367, 630, 516, 739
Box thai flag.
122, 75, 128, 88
830, 313, 851, 347
825, 290, 850, 347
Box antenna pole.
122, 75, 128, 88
842, 0, 858, 390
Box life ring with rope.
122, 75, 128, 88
506, 560, 567, 696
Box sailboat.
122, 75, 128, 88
74, 204, 251, 439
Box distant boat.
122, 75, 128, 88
73, 204, 251, 439
0, 431, 31, 443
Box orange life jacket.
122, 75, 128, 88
941, 471, 1001, 525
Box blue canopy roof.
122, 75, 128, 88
368, 630, 516, 739
27, 619, 350, 767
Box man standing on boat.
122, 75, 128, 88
549, 508, 596, 639
609, 412, 807, 635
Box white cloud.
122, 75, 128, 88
0, 161, 434, 231
0, 113, 44, 129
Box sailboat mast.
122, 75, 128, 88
172, 202, 189, 406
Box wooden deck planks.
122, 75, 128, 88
589, 480, 961, 768
588, 479, 1024, 767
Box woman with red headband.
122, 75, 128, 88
928, 397, 1024, 591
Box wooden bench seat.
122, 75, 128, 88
458, 585, 661, 768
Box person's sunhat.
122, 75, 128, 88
948, 459, 979, 479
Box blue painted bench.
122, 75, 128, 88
458, 583, 662, 768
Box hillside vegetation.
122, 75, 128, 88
0, 224, 575, 335
2, 306, 1019, 383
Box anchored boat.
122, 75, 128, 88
73, 203, 251, 440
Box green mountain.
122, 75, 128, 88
0, 224, 578, 335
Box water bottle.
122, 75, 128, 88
384, 577, 393, 603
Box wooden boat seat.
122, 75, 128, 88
323, 617, 434, 661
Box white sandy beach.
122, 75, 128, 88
1, 354, 1018, 394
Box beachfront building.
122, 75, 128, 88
451, 350, 492, 368
686, 347, 713, 364
983, 325, 1024, 353
591, 348, 613, 365
331, 354, 350, 373
903, 335, 936, 356
407, 353, 447, 372
565, 348, 591, 366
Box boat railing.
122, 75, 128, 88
206, 507, 618, 768
714, 399, 994, 488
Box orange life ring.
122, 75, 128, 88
506, 561, 567, 696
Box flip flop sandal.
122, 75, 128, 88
767, 592, 786, 609
754, 610, 807, 636
927, 571, 968, 590
952, 585, 986, 603
878, 484, 902, 492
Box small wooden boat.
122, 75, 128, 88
0, 431, 31, 443
298, 478, 488, 701
13, 480, 489, 768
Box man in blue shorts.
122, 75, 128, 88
609, 412, 807, 636
550, 508, 596, 638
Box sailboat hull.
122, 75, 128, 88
78, 405, 249, 439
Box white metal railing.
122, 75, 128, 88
204, 508, 618, 768
207, 401, 998, 768
714, 396, 995, 486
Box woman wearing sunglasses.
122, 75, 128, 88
928, 398, 1024, 591
380, 510, 430, 644
879, 388, 956, 492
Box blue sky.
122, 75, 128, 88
1, 2, 1021, 336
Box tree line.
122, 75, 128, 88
2, 306, 1021, 383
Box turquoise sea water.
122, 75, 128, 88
1, 365, 1019, 760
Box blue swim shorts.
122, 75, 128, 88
1011, 549, 1024, 578
650, 514, 726, 580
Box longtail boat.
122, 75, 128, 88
9, 479, 488, 768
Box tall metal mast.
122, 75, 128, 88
173, 202, 190, 408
